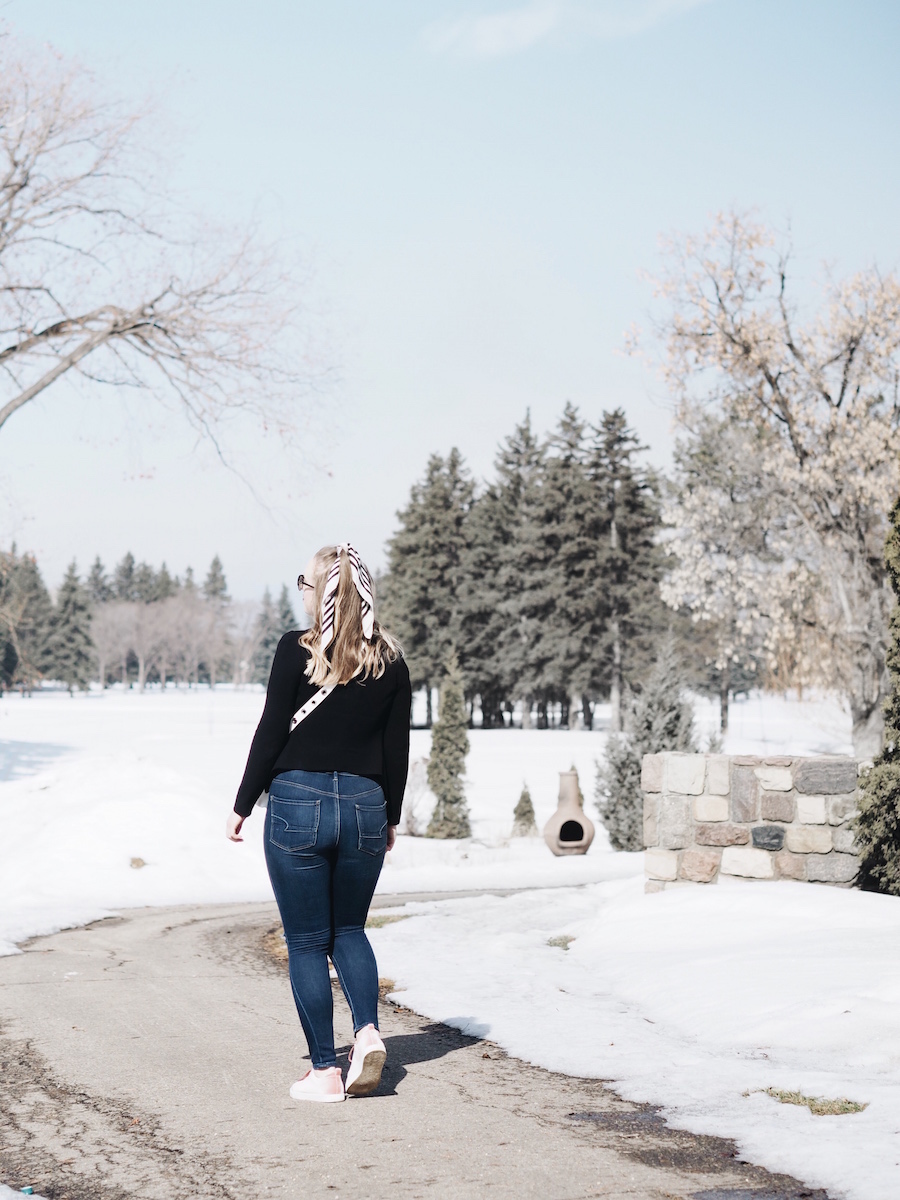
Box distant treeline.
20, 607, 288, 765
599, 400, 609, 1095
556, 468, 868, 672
0, 549, 297, 692
380, 404, 757, 731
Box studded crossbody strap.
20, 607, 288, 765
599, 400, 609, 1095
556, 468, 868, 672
256, 685, 336, 808
289, 685, 335, 731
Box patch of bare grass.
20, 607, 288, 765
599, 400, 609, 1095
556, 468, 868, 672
366, 913, 410, 929
262, 926, 288, 964
751, 1087, 868, 1116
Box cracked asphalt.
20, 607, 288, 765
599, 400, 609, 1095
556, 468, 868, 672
0, 902, 832, 1200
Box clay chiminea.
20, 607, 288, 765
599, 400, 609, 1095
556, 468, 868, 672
543, 767, 595, 856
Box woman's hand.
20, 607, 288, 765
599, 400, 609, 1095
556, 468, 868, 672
386, 824, 397, 853
226, 811, 245, 842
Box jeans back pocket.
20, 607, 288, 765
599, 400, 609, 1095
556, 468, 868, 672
268, 798, 320, 853
355, 803, 387, 855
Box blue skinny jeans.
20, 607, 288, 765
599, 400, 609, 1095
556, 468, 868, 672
264, 770, 387, 1069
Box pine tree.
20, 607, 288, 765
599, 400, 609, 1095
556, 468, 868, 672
203, 556, 229, 604
113, 552, 137, 601
502, 405, 597, 727
383, 449, 474, 724
535, 404, 599, 724
511, 784, 538, 836
0, 548, 54, 689
426, 651, 472, 838
11, 551, 54, 688
855, 495, 900, 894
252, 588, 281, 684
45, 562, 94, 693
155, 563, 176, 601
458, 415, 542, 726
133, 561, 159, 602
596, 638, 696, 851
587, 409, 665, 732
277, 584, 297, 632
86, 557, 112, 604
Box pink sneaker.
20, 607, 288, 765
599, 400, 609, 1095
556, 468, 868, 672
346, 1024, 386, 1097
289, 1067, 345, 1103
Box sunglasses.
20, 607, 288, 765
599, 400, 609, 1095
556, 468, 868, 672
297, 574, 315, 592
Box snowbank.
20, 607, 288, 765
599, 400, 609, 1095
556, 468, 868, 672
372, 877, 900, 1200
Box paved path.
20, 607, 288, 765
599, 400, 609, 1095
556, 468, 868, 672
0, 902, 830, 1200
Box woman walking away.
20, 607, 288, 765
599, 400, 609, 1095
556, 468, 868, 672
227, 544, 411, 1103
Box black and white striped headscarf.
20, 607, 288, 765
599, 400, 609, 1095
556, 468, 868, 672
319, 542, 375, 651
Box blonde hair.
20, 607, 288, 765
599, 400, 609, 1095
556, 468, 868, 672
300, 545, 401, 686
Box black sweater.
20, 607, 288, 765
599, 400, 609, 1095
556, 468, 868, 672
234, 632, 412, 823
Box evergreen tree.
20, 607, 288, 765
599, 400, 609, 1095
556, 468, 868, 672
0, 548, 54, 689
426, 651, 472, 838
502, 404, 596, 727
458, 415, 542, 726
113, 552, 137, 601
277, 584, 297, 631
596, 638, 695, 851
383, 449, 474, 724
133, 561, 157, 603
203, 556, 229, 604
511, 784, 538, 837
252, 588, 281, 684
587, 409, 665, 732
155, 563, 176, 601
86, 557, 112, 604
45, 562, 94, 693
855, 495, 900, 894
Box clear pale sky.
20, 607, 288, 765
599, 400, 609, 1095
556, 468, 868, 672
3, 1, 899, 598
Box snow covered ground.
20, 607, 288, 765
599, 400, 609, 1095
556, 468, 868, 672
1, 683, 893, 1198
373, 879, 900, 1200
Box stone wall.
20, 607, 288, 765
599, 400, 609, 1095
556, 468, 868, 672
642, 753, 861, 891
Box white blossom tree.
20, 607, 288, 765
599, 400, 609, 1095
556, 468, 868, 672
649, 213, 900, 756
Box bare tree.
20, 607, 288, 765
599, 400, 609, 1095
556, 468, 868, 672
125, 601, 171, 691
0, 34, 322, 453
167, 589, 207, 687
650, 213, 900, 755
229, 600, 265, 686
91, 599, 132, 687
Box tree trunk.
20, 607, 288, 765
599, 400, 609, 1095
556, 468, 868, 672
561, 698, 570, 729
97, 652, 106, 690
850, 694, 885, 759
609, 619, 622, 732
520, 699, 532, 729
608, 498, 623, 733
137, 654, 146, 691
582, 694, 593, 730
426, 684, 433, 728
719, 669, 730, 734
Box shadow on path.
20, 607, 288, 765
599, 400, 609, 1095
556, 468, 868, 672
336, 1021, 480, 1096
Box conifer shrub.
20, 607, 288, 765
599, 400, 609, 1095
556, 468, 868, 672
511, 784, 538, 836
595, 638, 695, 851
426, 650, 472, 838
855, 496, 900, 894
